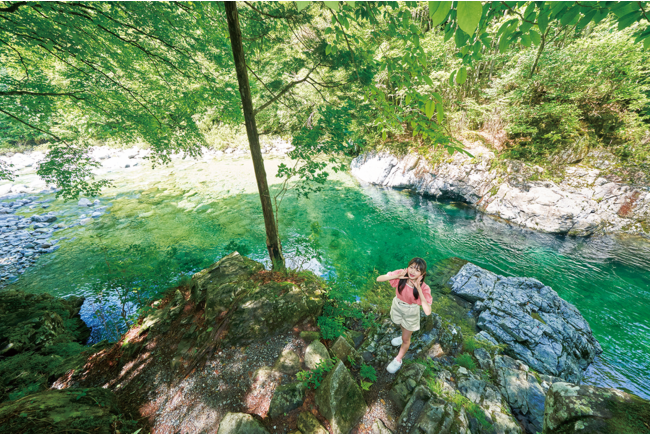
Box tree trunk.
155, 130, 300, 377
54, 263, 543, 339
225, 2, 285, 270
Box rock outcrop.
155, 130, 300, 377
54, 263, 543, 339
351, 149, 650, 238
0, 388, 123, 434
543, 382, 650, 434
190, 252, 324, 346
449, 263, 601, 382
315, 360, 368, 434
0, 290, 94, 402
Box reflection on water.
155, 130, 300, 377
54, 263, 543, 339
7, 158, 650, 399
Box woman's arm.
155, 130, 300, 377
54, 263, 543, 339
376, 269, 405, 282
414, 280, 432, 315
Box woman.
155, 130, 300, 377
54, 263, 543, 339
376, 257, 432, 373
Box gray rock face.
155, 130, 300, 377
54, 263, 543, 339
449, 263, 601, 382
350, 149, 650, 238
315, 360, 368, 434
493, 354, 562, 434
217, 412, 269, 434
543, 383, 650, 434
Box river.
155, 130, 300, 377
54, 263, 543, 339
3, 152, 649, 399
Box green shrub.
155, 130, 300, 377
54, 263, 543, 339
454, 353, 477, 371
296, 357, 337, 390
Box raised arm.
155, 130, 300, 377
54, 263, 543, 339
377, 269, 405, 282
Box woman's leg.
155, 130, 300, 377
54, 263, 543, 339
395, 326, 413, 361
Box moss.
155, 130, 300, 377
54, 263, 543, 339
531, 312, 547, 325
603, 391, 650, 434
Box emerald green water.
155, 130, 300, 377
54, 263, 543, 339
6, 156, 650, 399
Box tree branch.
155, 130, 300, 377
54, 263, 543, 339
0, 107, 62, 142
254, 62, 321, 116
0, 1, 27, 13
0, 90, 84, 98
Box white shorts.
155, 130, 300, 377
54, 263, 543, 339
390, 296, 420, 332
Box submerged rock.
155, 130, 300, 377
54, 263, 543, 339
543, 383, 650, 434
449, 263, 601, 382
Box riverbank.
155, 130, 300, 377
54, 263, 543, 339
351, 142, 650, 240
2, 253, 648, 434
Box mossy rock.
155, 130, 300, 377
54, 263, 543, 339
300, 331, 320, 342
543, 382, 650, 434
305, 341, 329, 370
315, 360, 368, 434
0, 388, 122, 434
217, 412, 269, 434
268, 382, 306, 419
273, 349, 301, 375
297, 411, 328, 434
188, 253, 325, 346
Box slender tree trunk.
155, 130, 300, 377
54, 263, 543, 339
529, 27, 550, 78
225, 2, 285, 270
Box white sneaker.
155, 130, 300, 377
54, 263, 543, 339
386, 358, 402, 374
391, 336, 403, 347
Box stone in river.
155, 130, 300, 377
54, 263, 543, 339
77, 198, 92, 207
449, 263, 601, 382
91, 211, 103, 218
31, 214, 57, 223
79, 218, 93, 225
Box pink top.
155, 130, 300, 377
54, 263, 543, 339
389, 269, 433, 306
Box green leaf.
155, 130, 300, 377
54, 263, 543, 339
538, 9, 549, 33
520, 33, 531, 48
529, 29, 541, 45
576, 9, 597, 30
436, 103, 444, 124
325, 44, 331, 55
429, 1, 452, 26
423, 75, 434, 86
456, 1, 482, 36
498, 34, 511, 53
296, 1, 310, 11
431, 92, 442, 104
454, 29, 467, 48
617, 11, 641, 31
455, 66, 467, 85
560, 6, 580, 26
644, 36, 650, 50
382, 131, 387, 141
323, 1, 339, 11
207, 327, 213, 332
449, 69, 456, 86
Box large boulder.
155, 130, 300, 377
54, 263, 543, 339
0, 388, 122, 434
493, 355, 562, 434
449, 263, 601, 382
543, 383, 650, 434
217, 412, 269, 434
315, 360, 368, 434
190, 252, 325, 346
398, 384, 471, 433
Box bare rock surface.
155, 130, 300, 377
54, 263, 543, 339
449, 262, 601, 382
351, 147, 650, 238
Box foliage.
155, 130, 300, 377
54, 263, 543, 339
404, 356, 442, 378
360, 363, 377, 382
454, 353, 477, 371
296, 357, 337, 390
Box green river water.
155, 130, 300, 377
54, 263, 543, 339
5, 155, 650, 399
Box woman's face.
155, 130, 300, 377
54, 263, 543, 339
407, 264, 423, 281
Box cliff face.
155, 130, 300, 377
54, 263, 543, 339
351, 146, 650, 238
